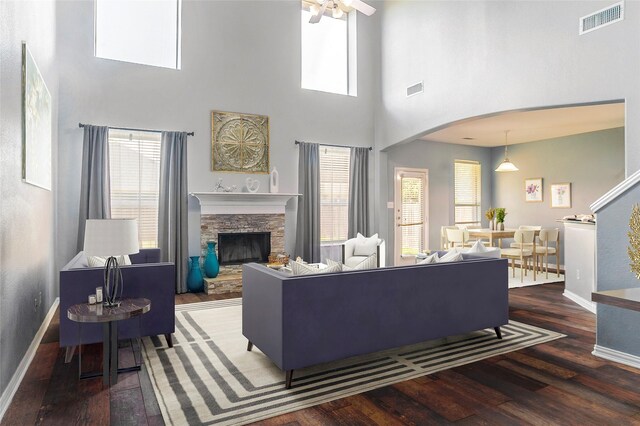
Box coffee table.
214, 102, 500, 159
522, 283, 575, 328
67, 298, 151, 386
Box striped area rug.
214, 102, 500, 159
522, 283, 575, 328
142, 299, 564, 426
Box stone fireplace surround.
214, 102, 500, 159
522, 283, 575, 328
191, 192, 299, 294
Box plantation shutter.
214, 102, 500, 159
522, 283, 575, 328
400, 175, 425, 255
454, 160, 481, 226
319, 146, 350, 243
109, 129, 161, 248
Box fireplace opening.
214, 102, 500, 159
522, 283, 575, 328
218, 232, 271, 265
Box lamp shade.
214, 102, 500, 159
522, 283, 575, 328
83, 219, 140, 256
495, 159, 519, 172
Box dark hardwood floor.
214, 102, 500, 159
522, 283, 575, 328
3, 283, 640, 425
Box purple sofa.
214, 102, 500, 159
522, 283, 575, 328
242, 254, 509, 388
59, 249, 176, 360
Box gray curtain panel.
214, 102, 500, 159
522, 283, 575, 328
348, 146, 370, 238
77, 125, 111, 252
295, 141, 321, 263
158, 131, 189, 294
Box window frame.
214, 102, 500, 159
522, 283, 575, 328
94, 0, 182, 70
300, 1, 357, 96
453, 160, 482, 227
319, 145, 351, 245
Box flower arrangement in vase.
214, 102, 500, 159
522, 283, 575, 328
495, 208, 507, 231
485, 208, 496, 230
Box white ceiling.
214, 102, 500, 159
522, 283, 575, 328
419, 103, 625, 147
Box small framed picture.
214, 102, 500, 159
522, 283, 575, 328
525, 178, 543, 202
551, 183, 571, 208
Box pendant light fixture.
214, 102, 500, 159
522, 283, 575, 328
495, 130, 519, 172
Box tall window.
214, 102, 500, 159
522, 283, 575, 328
454, 160, 482, 226
319, 146, 350, 243
95, 0, 182, 69
301, 2, 356, 96
109, 130, 161, 248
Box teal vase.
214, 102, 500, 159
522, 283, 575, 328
204, 241, 220, 278
187, 256, 204, 292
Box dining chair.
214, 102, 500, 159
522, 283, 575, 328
440, 226, 459, 249
534, 228, 560, 279
501, 230, 536, 283
510, 225, 541, 256
446, 228, 470, 249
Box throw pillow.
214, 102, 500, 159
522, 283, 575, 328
290, 261, 341, 276
353, 233, 379, 256
438, 250, 464, 263
418, 252, 439, 264
467, 240, 489, 253
341, 253, 377, 271
87, 255, 132, 268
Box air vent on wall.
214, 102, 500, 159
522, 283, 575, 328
406, 81, 424, 97
579, 1, 624, 35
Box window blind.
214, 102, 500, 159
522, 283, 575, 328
109, 130, 161, 248
400, 175, 424, 255
319, 146, 350, 243
454, 160, 481, 226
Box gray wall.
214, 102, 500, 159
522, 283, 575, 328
0, 0, 58, 398
56, 0, 380, 267
492, 128, 625, 265
378, 1, 640, 173
385, 139, 493, 262
596, 186, 640, 355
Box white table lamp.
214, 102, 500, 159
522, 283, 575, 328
84, 219, 140, 306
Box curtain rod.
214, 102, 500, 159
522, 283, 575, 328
294, 140, 372, 151
79, 123, 195, 137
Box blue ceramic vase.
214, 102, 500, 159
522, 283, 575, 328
204, 241, 220, 278
187, 256, 204, 292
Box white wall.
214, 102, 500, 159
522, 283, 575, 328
379, 1, 640, 173
56, 0, 379, 266
0, 0, 58, 400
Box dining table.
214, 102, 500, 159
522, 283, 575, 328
467, 228, 540, 248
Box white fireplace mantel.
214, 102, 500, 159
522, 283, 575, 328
190, 192, 300, 215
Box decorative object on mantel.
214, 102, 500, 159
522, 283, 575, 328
204, 241, 220, 278
485, 208, 496, 230
22, 42, 52, 190
551, 183, 571, 208
495, 208, 507, 231
245, 177, 260, 193
213, 178, 237, 193
628, 204, 640, 279
525, 178, 543, 202
187, 256, 204, 292
495, 130, 519, 172
211, 110, 269, 173
270, 167, 279, 193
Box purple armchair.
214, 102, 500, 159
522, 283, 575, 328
59, 249, 175, 361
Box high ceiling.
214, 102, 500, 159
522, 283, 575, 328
419, 102, 625, 147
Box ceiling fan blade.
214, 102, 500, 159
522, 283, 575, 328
349, 0, 376, 16
309, 1, 328, 24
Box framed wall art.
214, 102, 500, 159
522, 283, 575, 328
22, 42, 52, 190
211, 110, 269, 174
551, 183, 571, 208
525, 178, 542, 202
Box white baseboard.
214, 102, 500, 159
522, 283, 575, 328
0, 297, 59, 422
592, 344, 640, 370
563, 290, 596, 313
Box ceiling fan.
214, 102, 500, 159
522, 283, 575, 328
308, 0, 376, 24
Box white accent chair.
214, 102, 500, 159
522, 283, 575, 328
501, 230, 536, 283
535, 228, 560, 278
341, 237, 386, 268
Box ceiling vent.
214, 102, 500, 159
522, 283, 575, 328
579, 2, 624, 35
406, 81, 424, 97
